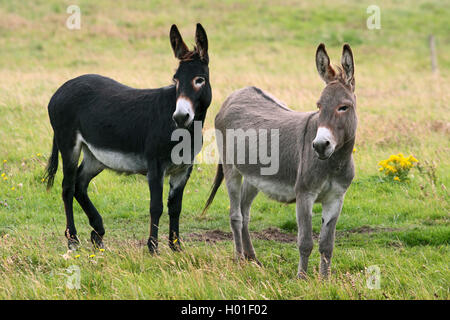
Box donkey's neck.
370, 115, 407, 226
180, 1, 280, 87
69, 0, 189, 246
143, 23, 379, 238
193, 109, 208, 127
329, 136, 355, 170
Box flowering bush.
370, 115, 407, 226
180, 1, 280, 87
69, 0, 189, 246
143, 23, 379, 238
378, 153, 418, 181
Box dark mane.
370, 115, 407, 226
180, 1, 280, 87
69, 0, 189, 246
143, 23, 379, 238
331, 64, 354, 89
179, 46, 201, 61
333, 65, 347, 84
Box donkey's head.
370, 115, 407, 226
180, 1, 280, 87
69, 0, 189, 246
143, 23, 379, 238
170, 23, 211, 129
312, 43, 357, 160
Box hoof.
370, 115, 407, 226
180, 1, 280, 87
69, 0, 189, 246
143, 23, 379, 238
169, 238, 182, 252
249, 258, 262, 267
244, 253, 262, 266
319, 270, 331, 280
233, 253, 246, 265
297, 271, 308, 280
147, 238, 158, 255
67, 236, 80, 251
319, 274, 330, 281
90, 231, 104, 249
65, 229, 80, 250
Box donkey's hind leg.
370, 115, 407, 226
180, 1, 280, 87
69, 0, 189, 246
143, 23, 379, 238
74, 147, 105, 249
240, 179, 260, 264
223, 164, 244, 260
59, 138, 82, 250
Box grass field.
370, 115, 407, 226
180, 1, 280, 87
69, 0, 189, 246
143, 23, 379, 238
0, 0, 449, 299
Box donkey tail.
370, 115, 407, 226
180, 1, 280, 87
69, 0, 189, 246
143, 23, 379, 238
43, 135, 59, 191
201, 163, 224, 216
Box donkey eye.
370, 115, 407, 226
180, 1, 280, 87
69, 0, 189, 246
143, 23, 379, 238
195, 77, 205, 85
338, 106, 349, 112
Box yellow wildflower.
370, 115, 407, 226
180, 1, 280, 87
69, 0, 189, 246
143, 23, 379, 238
378, 153, 418, 181
389, 155, 399, 162
378, 160, 387, 167
2, 160, 6, 163
385, 165, 396, 173
1, 173, 5, 177
99, 248, 105, 252
399, 159, 409, 168
74, 254, 81, 259
36, 153, 42, 157
11, 187, 15, 191
89, 254, 96, 258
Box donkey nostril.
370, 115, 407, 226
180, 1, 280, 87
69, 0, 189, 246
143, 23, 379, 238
313, 140, 331, 154
173, 112, 191, 127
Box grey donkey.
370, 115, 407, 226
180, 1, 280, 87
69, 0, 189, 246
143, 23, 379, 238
203, 43, 357, 278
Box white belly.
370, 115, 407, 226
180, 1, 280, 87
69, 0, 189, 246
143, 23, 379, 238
246, 175, 296, 203
77, 134, 147, 173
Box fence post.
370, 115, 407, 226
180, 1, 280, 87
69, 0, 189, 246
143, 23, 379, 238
428, 35, 439, 75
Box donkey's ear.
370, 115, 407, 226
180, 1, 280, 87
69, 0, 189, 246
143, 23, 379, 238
341, 44, 355, 90
316, 43, 336, 83
170, 24, 189, 60
195, 23, 209, 63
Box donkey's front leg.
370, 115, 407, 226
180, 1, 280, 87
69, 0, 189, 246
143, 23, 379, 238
147, 161, 164, 254
296, 192, 316, 279
319, 194, 344, 278
167, 166, 192, 251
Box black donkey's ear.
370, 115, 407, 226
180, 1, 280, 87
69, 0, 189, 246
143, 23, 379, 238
170, 24, 189, 60
195, 23, 209, 63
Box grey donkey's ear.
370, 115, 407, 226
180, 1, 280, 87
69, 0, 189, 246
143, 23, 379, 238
316, 43, 336, 83
170, 24, 189, 60
341, 44, 355, 90
195, 23, 209, 63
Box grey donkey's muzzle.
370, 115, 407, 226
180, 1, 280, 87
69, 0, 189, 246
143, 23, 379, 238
312, 127, 336, 160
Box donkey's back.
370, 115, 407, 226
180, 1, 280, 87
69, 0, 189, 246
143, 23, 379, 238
48, 74, 171, 151
217, 86, 311, 128
49, 74, 136, 118
215, 86, 317, 201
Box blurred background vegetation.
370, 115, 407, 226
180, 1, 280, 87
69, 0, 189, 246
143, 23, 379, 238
0, 0, 448, 299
